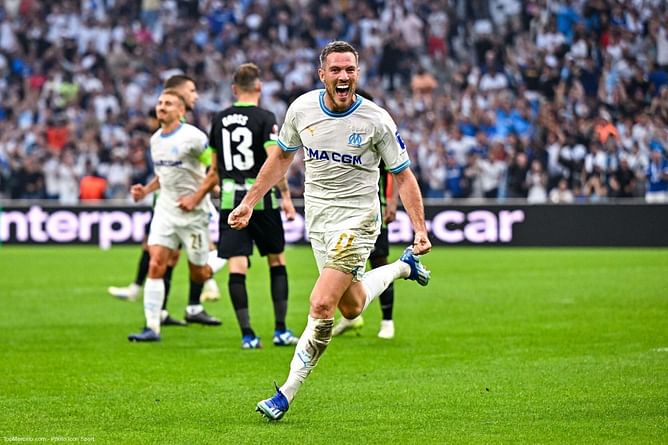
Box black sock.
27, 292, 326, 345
379, 282, 394, 320
188, 280, 204, 306
135, 250, 150, 286
270, 265, 288, 331
229, 273, 253, 336
162, 266, 174, 310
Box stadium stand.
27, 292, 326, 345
0, 0, 667, 203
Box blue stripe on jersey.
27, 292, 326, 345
159, 123, 184, 138
318, 90, 362, 117
389, 159, 411, 174
277, 139, 301, 152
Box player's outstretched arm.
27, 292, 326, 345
277, 176, 296, 221
229, 146, 295, 229
131, 176, 160, 202
384, 174, 399, 224
393, 167, 431, 255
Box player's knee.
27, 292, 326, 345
310, 301, 336, 319
339, 302, 363, 320
148, 259, 167, 277
267, 253, 285, 267
190, 265, 212, 283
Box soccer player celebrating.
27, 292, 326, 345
209, 63, 299, 349
228, 41, 431, 420
127, 89, 224, 342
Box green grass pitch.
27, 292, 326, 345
0, 245, 666, 444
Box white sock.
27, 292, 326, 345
361, 261, 408, 312
207, 250, 227, 274
204, 278, 218, 291
144, 278, 165, 334
280, 316, 334, 403
186, 304, 204, 315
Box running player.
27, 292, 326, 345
228, 41, 431, 419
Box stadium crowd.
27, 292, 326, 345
1, 0, 667, 203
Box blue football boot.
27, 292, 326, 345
399, 247, 431, 286
128, 327, 160, 342
256, 384, 289, 421
272, 329, 299, 346
242, 335, 262, 349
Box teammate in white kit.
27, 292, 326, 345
128, 89, 224, 342
227, 41, 432, 420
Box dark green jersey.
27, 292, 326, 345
209, 102, 279, 210
379, 160, 391, 228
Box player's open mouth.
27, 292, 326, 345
335, 84, 350, 99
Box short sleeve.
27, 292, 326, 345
375, 109, 411, 174
277, 105, 302, 152
190, 126, 209, 159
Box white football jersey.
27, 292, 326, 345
150, 123, 209, 221
278, 89, 411, 233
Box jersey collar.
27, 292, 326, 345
160, 122, 183, 138
318, 90, 362, 117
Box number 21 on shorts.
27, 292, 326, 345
190, 233, 202, 250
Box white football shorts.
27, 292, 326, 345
148, 208, 210, 266
309, 227, 378, 282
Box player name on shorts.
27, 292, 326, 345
303, 146, 362, 165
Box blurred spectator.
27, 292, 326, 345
462, 149, 483, 198
593, 110, 619, 144
506, 151, 529, 198
526, 159, 548, 203
444, 151, 465, 199
79, 160, 107, 201
645, 142, 668, 203
57, 150, 79, 204
549, 177, 575, 203
582, 173, 608, 202
411, 67, 438, 110
106, 146, 132, 199
650, 85, 668, 124
14, 154, 45, 199
608, 157, 637, 198
478, 140, 506, 199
